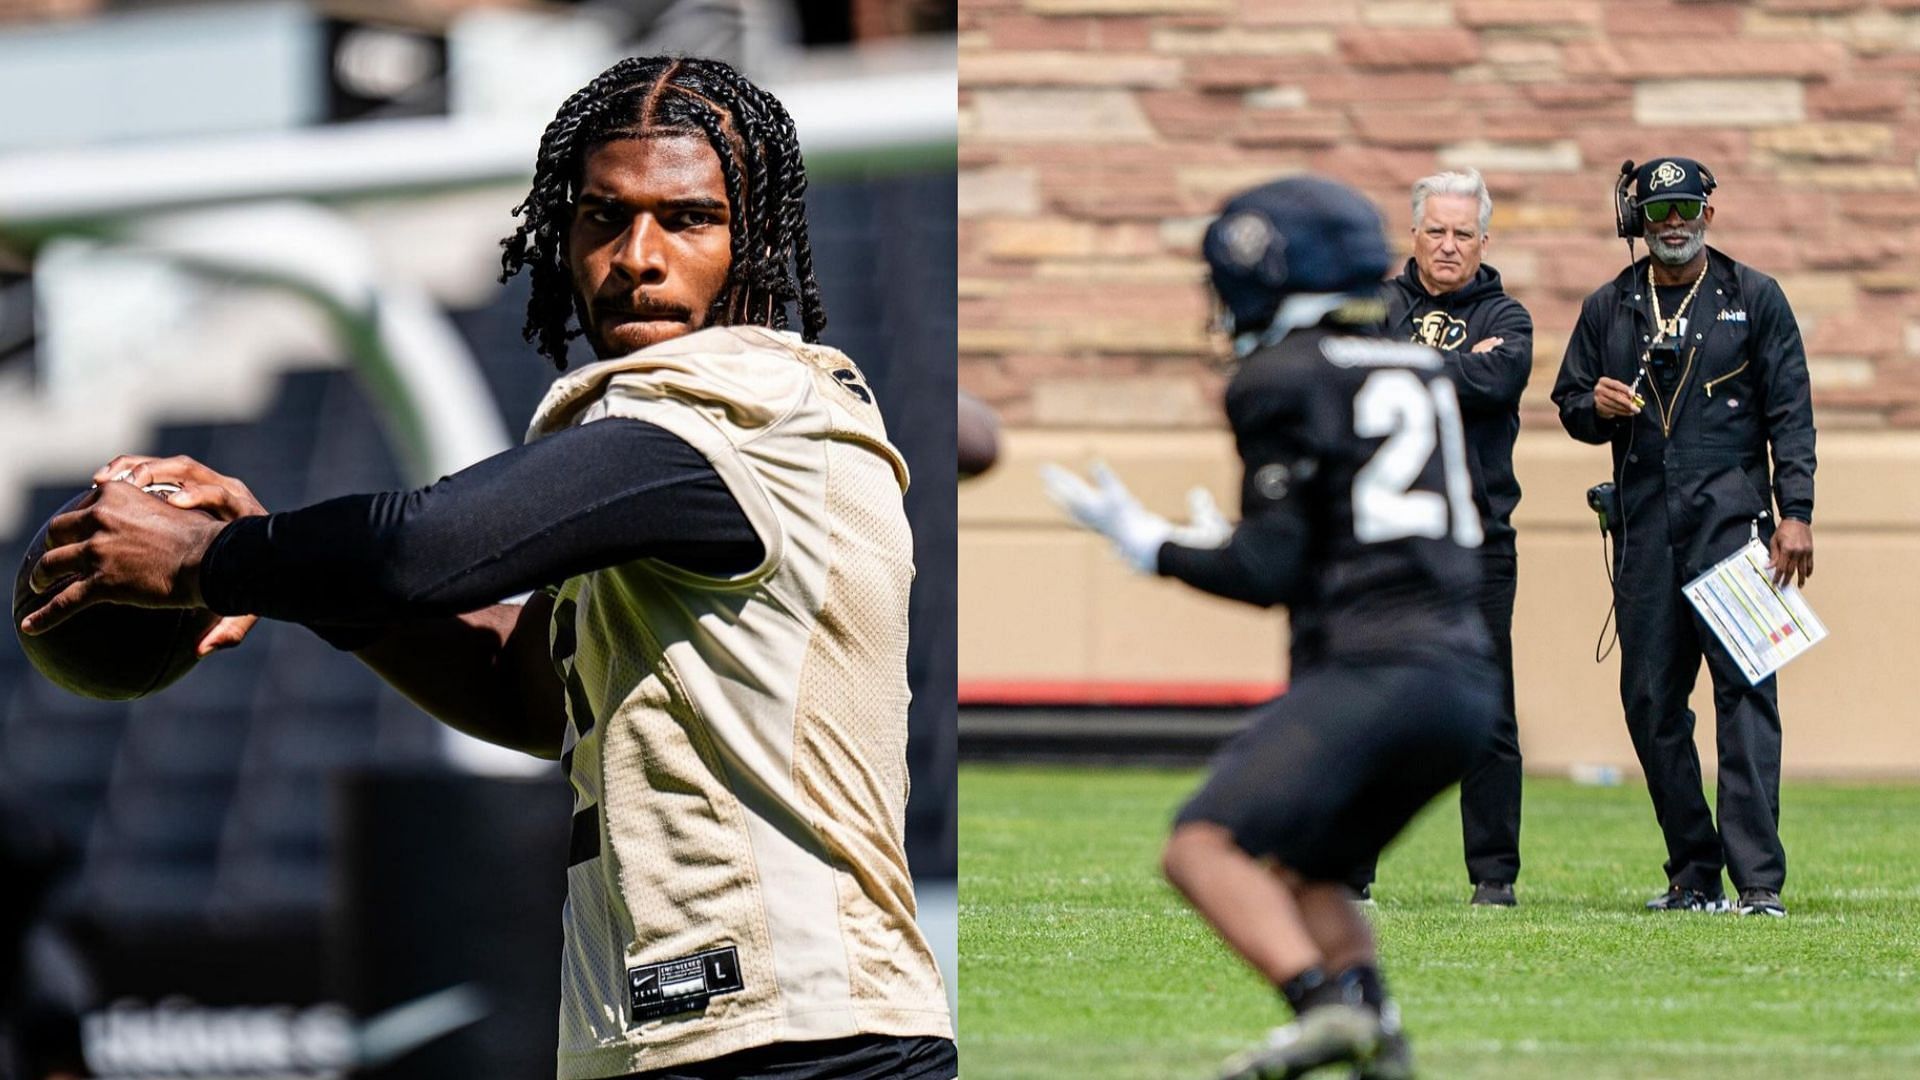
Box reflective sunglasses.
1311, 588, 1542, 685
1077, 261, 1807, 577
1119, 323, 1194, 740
1642, 199, 1705, 223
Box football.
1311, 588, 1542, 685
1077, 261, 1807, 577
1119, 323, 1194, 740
959, 390, 1001, 479
12, 484, 222, 701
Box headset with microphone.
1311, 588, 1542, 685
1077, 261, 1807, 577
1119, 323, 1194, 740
1613, 159, 1641, 241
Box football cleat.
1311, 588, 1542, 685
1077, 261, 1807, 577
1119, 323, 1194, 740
1735, 889, 1787, 917
1217, 1004, 1382, 1080
1644, 885, 1729, 912
1350, 1027, 1415, 1080
1469, 881, 1515, 907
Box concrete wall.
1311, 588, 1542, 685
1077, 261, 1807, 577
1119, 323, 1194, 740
961, 429, 1920, 776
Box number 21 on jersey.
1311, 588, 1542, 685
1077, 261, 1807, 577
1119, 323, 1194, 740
1351, 369, 1483, 548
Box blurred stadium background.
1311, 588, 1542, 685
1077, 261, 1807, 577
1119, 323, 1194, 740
959, 0, 1920, 775
0, 2, 955, 1077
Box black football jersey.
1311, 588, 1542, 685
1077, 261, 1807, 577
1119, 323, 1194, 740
1162, 326, 1488, 667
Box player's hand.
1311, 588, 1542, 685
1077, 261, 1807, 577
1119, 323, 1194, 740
1594, 376, 1642, 419
1768, 518, 1814, 589
91, 455, 267, 654
1470, 336, 1504, 354
20, 479, 228, 636
1040, 462, 1173, 573
94, 454, 267, 520
1167, 487, 1233, 550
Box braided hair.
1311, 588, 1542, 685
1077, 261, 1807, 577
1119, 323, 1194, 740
499, 56, 826, 370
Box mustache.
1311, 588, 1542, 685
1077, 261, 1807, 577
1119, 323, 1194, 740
597, 297, 697, 322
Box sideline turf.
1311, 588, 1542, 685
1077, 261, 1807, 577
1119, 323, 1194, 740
959, 767, 1920, 1079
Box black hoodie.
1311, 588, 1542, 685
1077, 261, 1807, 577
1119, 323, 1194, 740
1383, 258, 1533, 555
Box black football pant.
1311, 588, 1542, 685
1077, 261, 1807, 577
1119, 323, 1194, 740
1615, 518, 1786, 896
1352, 552, 1519, 889
1179, 656, 1498, 884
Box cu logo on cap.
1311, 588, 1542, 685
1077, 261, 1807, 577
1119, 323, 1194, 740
1649, 161, 1685, 191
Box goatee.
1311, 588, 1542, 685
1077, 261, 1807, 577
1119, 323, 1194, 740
1653, 232, 1706, 266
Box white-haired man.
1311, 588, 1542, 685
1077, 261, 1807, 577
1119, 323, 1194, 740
1352, 168, 1533, 908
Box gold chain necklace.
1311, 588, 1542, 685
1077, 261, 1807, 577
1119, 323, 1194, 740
1643, 263, 1707, 438
1649, 262, 1707, 341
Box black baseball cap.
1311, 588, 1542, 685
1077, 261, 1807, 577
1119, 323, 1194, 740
1633, 157, 1715, 206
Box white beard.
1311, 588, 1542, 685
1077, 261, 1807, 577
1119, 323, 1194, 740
1652, 229, 1706, 266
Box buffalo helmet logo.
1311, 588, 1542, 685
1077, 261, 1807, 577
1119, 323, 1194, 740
1220, 211, 1281, 276
1649, 161, 1687, 192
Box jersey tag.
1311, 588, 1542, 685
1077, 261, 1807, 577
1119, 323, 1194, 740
628, 946, 745, 1023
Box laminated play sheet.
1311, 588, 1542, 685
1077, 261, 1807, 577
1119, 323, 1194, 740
1682, 539, 1828, 685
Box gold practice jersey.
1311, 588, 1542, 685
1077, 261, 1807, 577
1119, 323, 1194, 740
525, 326, 952, 1079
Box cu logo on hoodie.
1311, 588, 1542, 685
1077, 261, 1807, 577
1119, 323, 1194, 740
1412, 310, 1468, 351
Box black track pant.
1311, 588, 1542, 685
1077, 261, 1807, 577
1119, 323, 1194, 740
1616, 518, 1785, 895
1353, 552, 1520, 888
1459, 553, 1521, 884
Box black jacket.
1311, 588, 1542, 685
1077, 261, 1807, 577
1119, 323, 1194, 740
1551, 246, 1816, 576
1383, 260, 1532, 555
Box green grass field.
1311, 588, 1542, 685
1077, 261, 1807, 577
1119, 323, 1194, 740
960, 766, 1920, 1079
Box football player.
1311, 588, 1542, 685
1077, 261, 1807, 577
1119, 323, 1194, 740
1045, 176, 1497, 1080
19, 56, 954, 1080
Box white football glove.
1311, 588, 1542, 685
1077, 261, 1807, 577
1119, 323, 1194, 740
1168, 486, 1233, 550
1042, 463, 1234, 573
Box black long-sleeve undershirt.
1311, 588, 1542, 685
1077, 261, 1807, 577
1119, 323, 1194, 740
197, 417, 762, 626
1156, 505, 1311, 608
1157, 356, 1318, 609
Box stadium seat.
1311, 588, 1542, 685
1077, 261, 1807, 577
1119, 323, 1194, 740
144, 421, 223, 468
120, 702, 253, 781
3, 680, 129, 790
262, 628, 384, 709
93, 778, 234, 864
81, 855, 220, 923
449, 275, 555, 435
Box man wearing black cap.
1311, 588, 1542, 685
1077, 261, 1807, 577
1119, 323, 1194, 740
1552, 157, 1815, 919
1046, 175, 1496, 1080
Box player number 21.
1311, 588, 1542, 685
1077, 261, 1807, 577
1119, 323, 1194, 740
1352, 369, 1483, 548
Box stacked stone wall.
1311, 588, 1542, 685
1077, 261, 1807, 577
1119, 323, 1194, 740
961, 0, 1920, 429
